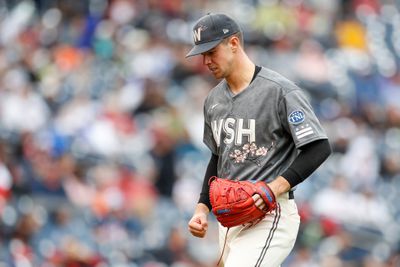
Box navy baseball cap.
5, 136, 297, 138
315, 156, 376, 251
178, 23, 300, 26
186, 13, 241, 57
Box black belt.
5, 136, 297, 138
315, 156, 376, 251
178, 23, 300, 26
289, 191, 294, 199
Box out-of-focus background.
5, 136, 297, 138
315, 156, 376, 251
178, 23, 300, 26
0, 0, 399, 266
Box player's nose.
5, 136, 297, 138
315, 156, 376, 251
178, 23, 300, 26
203, 54, 211, 65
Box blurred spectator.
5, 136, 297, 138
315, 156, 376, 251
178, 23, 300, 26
0, 142, 12, 212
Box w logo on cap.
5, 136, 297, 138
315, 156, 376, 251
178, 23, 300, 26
193, 25, 207, 43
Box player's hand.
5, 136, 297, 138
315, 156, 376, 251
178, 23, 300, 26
252, 193, 266, 210
188, 212, 208, 238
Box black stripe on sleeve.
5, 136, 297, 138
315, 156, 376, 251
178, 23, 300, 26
198, 153, 218, 211
282, 139, 331, 188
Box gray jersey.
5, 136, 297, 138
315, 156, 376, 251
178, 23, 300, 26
203, 67, 328, 182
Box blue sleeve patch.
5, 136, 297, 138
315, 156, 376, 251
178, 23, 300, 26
288, 110, 305, 125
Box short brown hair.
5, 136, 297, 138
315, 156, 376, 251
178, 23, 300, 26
222, 32, 244, 47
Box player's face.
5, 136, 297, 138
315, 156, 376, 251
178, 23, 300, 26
201, 40, 234, 79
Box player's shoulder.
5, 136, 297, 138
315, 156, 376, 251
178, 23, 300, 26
258, 67, 300, 93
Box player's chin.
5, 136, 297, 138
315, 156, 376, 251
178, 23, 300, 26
211, 71, 223, 79
209, 68, 221, 78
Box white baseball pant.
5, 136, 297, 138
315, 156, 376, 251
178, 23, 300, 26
217, 192, 300, 267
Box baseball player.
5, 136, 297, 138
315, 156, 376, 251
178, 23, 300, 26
186, 13, 331, 267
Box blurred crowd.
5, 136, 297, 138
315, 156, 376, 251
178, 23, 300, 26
0, 0, 399, 266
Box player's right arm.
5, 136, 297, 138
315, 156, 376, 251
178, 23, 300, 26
188, 153, 218, 238
188, 203, 210, 238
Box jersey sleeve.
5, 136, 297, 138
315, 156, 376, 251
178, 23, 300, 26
279, 89, 328, 148
203, 98, 218, 154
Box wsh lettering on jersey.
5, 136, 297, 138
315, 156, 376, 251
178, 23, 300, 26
212, 118, 255, 147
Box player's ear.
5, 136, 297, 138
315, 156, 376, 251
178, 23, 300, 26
229, 36, 240, 53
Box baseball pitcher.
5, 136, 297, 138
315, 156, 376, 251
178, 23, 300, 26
186, 13, 331, 267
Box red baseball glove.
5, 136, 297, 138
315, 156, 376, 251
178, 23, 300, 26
209, 176, 277, 228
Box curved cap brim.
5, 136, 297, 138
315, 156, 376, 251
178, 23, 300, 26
185, 39, 223, 58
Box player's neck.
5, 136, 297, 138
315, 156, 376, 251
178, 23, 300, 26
225, 54, 255, 95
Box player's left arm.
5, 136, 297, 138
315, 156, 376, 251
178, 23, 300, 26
266, 86, 332, 198
253, 139, 331, 209
268, 139, 331, 197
